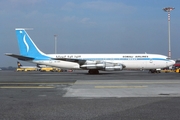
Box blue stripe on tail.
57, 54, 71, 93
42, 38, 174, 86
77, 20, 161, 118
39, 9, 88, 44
16, 29, 50, 60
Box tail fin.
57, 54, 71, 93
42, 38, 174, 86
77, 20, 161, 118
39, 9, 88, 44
16, 28, 49, 60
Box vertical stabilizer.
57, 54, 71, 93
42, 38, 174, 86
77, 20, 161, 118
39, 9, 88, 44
16, 28, 49, 60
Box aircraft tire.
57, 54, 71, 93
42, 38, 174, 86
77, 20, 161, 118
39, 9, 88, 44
88, 69, 99, 74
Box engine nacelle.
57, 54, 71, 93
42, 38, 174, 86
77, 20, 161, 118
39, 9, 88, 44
80, 61, 124, 71
103, 62, 123, 71
104, 65, 123, 71
80, 63, 105, 69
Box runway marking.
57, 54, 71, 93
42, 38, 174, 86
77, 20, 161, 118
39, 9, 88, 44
95, 86, 148, 88
0, 86, 54, 89
0, 82, 74, 85
0, 81, 180, 85
75, 81, 180, 85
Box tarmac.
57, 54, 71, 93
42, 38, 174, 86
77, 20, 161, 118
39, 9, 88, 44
0, 70, 180, 120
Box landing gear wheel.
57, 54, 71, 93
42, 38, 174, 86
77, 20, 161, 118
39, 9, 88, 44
88, 69, 99, 74
149, 69, 160, 73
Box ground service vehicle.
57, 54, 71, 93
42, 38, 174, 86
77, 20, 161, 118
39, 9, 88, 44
40, 67, 61, 72
16, 68, 37, 71
16, 68, 25, 72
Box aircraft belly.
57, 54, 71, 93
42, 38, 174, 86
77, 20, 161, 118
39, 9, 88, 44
146, 61, 166, 69
123, 60, 146, 69
34, 60, 80, 69
57, 61, 80, 69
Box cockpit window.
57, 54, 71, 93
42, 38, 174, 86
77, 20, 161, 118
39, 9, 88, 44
166, 57, 170, 60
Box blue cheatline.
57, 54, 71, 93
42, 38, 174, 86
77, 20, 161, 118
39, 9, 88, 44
78, 58, 167, 61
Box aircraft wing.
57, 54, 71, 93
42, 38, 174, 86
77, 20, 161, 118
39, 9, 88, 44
51, 58, 126, 69
5, 53, 34, 61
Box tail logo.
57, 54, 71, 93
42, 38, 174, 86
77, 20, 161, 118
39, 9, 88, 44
21, 32, 29, 53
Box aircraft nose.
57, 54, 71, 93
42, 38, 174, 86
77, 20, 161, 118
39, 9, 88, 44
169, 60, 175, 66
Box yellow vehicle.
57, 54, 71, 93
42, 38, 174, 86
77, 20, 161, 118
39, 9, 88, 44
16, 68, 37, 72
16, 61, 38, 72
24, 68, 37, 71
54, 68, 61, 72
16, 68, 25, 72
174, 68, 180, 73
40, 67, 61, 72
160, 69, 173, 73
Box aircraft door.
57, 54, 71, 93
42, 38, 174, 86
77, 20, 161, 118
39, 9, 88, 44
149, 58, 153, 63
148, 58, 156, 68
166, 61, 168, 67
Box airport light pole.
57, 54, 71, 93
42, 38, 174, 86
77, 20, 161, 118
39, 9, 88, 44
163, 7, 175, 59
54, 35, 57, 54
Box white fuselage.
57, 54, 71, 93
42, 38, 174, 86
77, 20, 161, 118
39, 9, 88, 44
31, 54, 175, 70
7, 29, 175, 73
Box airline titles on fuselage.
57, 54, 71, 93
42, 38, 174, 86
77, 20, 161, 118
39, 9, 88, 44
123, 55, 148, 58
56, 55, 82, 58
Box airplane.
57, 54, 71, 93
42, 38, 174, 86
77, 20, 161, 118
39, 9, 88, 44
17, 61, 61, 72
5, 28, 175, 74
17, 61, 39, 69
16, 61, 40, 71
17, 61, 50, 69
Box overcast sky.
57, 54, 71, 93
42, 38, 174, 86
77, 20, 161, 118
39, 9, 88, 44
0, 0, 180, 67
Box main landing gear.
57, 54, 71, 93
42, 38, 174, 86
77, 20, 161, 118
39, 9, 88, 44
149, 69, 161, 73
88, 69, 99, 74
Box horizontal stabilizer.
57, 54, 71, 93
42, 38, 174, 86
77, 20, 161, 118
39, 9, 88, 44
5, 53, 34, 61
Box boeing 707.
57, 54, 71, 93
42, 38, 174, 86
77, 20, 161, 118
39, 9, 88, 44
5, 28, 175, 74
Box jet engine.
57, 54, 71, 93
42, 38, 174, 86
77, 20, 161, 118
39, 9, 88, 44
80, 61, 124, 71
